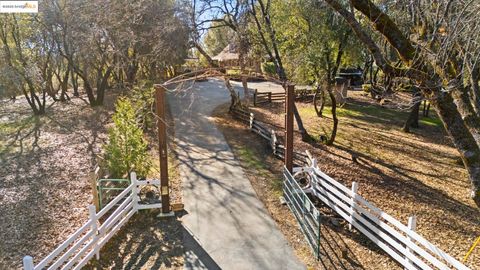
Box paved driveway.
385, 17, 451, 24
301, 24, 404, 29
168, 79, 305, 270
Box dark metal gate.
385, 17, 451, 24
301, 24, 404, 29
283, 167, 322, 259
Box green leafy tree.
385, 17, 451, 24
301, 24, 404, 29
204, 21, 235, 56
104, 97, 151, 178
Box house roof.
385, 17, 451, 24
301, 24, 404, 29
212, 44, 239, 61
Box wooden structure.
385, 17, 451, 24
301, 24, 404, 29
252, 87, 317, 106
253, 89, 285, 106
155, 85, 171, 214
285, 84, 294, 173
212, 44, 261, 71
230, 106, 307, 166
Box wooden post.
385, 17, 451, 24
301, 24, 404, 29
155, 86, 170, 214
285, 84, 294, 172
268, 92, 272, 103
23, 256, 34, 270
249, 113, 254, 129
253, 89, 258, 106
405, 216, 417, 269
349, 182, 358, 231
271, 129, 277, 154
90, 167, 100, 211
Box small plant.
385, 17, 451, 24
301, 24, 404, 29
131, 81, 156, 131
362, 83, 372, 93
261, 62, 277, 76
104, 97, 151, 178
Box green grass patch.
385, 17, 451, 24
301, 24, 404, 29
420, 116, 442, 127
237, 147, 283, 195
0, 115, 36, 134
299, 102, 418, 126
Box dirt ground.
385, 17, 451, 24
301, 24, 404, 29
84, 211, 184, 270
85, 94, 185, 270
212, 90, 480, 269
0, 95, 115, 269
0, 93, 183, 270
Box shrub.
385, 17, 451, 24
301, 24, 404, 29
131, 81, 155, 131
262, 62, 277, 76
362, 83, 372, 93
104, 97, 151, 178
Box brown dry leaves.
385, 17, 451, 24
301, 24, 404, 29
213, 90, 480, 269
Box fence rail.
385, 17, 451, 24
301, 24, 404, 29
289, 154, 470, 270
231, 106, 307, 166
252, 88, 317, 106
23, 173, 162, 270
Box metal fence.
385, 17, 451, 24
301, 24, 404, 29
283, 167, 322, 259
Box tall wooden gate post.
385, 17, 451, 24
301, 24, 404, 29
285, 84, 294, 172
155, 85, 171, 214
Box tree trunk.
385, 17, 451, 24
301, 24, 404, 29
403, 102, 420, 132
193, 41, 218, 68
325, 0, 480, 206
326, 85, 338, 145
252, 0, 311, 141
224, 78, 241, 110
71, 71, 79, 97
83, 78, 96, 105
126, 61, 137, 85
403, 87, 421, 132
433, 93, 480, 206
313, 85, 325, 117
469, 67, 480, 115
95, 67, 112, 106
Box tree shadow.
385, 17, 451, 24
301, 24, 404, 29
317, 218, 370, 270
0, 94, 116, 269
85, 212, 185, 270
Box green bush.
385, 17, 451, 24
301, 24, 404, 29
362, 84, 372, 93
104, 97, 151, 178
131, 81, 155, 131
261, 62, 277, 76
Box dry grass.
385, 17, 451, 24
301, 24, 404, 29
0, 93, 184, 270
212, 90, 480, 269
84, 212, 184, 270
0, 95, 115, 269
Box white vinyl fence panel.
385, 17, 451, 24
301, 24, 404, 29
23, 173, 162, 270
289, 152, 470, 270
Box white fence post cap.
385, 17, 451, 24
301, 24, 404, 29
23, 256, 34, 270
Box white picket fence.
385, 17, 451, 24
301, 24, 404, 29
293, 151, 470, 270
22, 172, 162, 270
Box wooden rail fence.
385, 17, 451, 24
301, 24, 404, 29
252, 87, 317, 106
23, 173, 163, 270
231, 106, 308, 166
